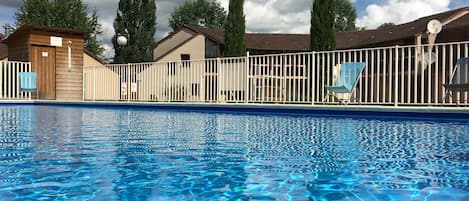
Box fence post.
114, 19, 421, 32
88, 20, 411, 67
245, 52, 250, 103
394, 45, 399, 107
311, 51, 315, 105
217, 57, 221, 103
15, 63, 19, 99
29, 62, 32, 99
0, 61, 3, 99
93, 65, 96, 101
83, 68, 85, 102
127, 63, 131, 102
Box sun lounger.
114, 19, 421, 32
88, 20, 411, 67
324, 62, 366, 104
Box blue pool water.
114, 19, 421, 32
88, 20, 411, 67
0, 105, 467, 201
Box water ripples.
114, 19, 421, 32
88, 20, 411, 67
0, 105, 467, 200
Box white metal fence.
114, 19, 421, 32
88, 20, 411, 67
0, 61, 32, 100
85, 41, 469, 106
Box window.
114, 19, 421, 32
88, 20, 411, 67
205, 39, 220, 58
181, 54, 191, 67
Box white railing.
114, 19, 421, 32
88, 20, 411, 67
0, 61, 32, 100
84, 41, 469, 106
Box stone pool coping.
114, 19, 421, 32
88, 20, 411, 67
1, 100, 468, 120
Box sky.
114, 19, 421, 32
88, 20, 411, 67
1, 0, 468, 58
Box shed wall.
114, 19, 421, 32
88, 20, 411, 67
29, 31, 84, 100
6, 32, 29, 62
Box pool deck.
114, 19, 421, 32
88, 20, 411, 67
1, 100, 468, 120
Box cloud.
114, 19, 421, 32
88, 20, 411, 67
2, 0, 463, 58
0, 0, 188, 58
218, 0, 312, 34
83, 0, 186, 58
0, 0, 22, 8
356, 0, 451, 29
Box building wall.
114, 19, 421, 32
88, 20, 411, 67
141, 35, 207, 101
6, 32, 29, 62
29, 30, 84, 101
83, 66, 120, 101
84, 53, 103, 67
156, 34, 206, 63
137, 61, 206, 102
153, 29, 195, 61
219, 60, 247, 102
83, 53, 120, 101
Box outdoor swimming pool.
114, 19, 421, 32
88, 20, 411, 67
0, 105, 467, 200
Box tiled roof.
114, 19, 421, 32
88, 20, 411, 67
185, 25, 310, 51
336, 6, 469, 49
183, 6, 469, 51
246, 33, 310, 51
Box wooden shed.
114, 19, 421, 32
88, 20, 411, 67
2, 25, 86, 100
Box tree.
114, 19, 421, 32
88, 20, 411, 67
169, 0, 227, 31
2, 24, 15, 36
334, 0, 357, 32
113, 0, 156, 64
310, 0, 336, 51
377, 22, 396, 29
15, 0, 105, 58
224, 0, 246, 57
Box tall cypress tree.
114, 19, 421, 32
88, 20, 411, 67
113, 0, 156, 63
224, 0, 246, 57
310, 0, 336, 51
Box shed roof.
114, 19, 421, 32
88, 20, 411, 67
0, 34, 7, 60
2, 24, 87, 45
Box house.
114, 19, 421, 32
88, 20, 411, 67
153, 25, 311, 62
145, 7, 469, 103
153, 6, 469, 63
337, 6, 469, 49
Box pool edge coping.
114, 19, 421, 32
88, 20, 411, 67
1, 100, 468, 120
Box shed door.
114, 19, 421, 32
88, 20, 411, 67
31, 46, 56, 100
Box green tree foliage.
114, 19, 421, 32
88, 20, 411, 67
169, 0, 227, 31
310, 0, 336, 51
377, 22, 396, 29
113, 0, 156, 63
334, 0, 357, 32
15, 0, 105, 58
224, 0, 246, 57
